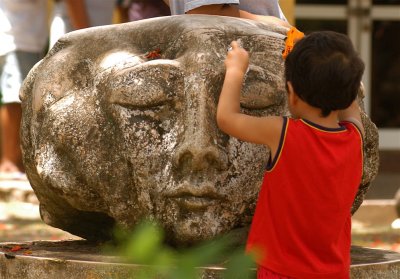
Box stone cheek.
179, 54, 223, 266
20, 15, 379, 245
351, 99, 380, 214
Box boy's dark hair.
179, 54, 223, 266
284, 31, 365, 117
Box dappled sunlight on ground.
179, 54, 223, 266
0, 201, 80, 242
352, 228, 400, 252
0, 179, 80, 243
351, 199, 400, 252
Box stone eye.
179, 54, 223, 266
109, 61, 183, 111
240, 65, 282, 110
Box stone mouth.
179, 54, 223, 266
164, 183, 225, 211
173, 196, 217, 211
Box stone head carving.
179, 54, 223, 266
20, 15, 378, 245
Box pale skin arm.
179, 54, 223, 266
216, 42, 283, 156
162, 1, 291, 28
338, 84, 365, 137
65, 0, 90, 30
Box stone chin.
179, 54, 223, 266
153, 185, 256, 245
161, 205, 239, 245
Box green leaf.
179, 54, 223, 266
123, 221, 164, 264
222, 250, 256, 279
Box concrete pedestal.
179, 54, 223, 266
1, 240, 399, 279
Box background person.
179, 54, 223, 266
163, 0, 291, 27
0, 0, 48, 178
117, 0, 170, 22
50, 0, 115, 48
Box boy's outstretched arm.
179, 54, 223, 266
216, 42, 283, 152
338, 84, 365, 137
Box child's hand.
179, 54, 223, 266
225, 41, 249, 74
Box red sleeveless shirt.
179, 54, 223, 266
246, 117, 363, 279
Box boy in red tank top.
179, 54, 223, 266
217, 31, 365, 278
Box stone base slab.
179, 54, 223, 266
1, 240, 400, 278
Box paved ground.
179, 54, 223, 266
0, 178, 399, 253
0, 179, 80, 243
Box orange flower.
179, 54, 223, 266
145, 48, 162, 60
282, 27, 304, 59
10, 245, 23, 252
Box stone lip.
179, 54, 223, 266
351, 245, 400, 266
0, 240, 399, 279
1, 240, 399, 266
0, 240, 114, 263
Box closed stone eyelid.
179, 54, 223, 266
109, 88, 173, 108
108, 76, 182, 108
112, 98, 173, 110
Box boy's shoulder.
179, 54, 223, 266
286, 117, 363, 142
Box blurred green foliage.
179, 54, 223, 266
107, 220, 256, 279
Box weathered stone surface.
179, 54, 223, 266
20, 15, 379, 244
351, 246, 400, 279
352, 88, 380, 214
1, 241, 399, 279
394, 188, 400, 218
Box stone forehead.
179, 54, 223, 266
60, 15, 287, 49
41, 15, 287, 67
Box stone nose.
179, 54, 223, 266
173, 77, 228, 173
173, 136, 228, 173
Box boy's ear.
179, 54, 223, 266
287, 81, 298, 105
287, 81, 295, 95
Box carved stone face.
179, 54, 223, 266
20, 16, 292, 244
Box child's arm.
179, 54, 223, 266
187, 5, 290, 27
216, 41, 283, 152
238, 10, 291, 28
162, 1, 290, 27
338, 84, 365, 137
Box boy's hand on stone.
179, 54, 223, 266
225, 41, 249, 75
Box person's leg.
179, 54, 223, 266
50, 0, 73, 48
0, 51, 41, 175
0, 103, 22, 172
